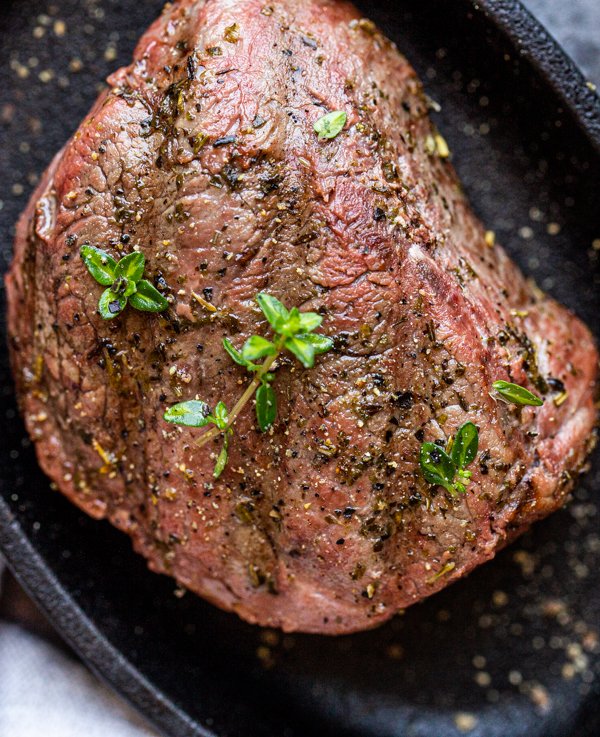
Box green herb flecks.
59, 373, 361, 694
164, 293, 333, 478
420, 421, 479, 497
492, 380, 543, 407
314, 110, 347, 140
80, 245, 168, 319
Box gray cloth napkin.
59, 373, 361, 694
523, 0, 600, 87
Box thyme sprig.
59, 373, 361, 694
420, 421, 479, 497
164, 293, 333, 478
80, 245, 168, 319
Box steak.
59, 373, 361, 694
6, 0, 598, 634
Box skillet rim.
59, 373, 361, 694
477, 0, 600, 149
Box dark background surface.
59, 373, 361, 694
0, 2, 599, 737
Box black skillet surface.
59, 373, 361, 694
0, 1, 599, 736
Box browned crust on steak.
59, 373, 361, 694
6, 0, 598, 633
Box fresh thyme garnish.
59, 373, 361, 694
492, 380, 543, 407
420, 421, 479, 497
164, 293, 333, 478
314, 110, 347, 140
80, 245, 168, 319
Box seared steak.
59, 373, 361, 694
6, 0, 598, 634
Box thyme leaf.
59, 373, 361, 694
284, 335, 315, 368
222, 337, 256, 369
256, 383, 277, 432
98, 288, 126, 319
214, 434, 230, 478
114, 251, 145, 282
129, 279, 169, 312
242, 335, 276, 361
164, 400, 212, 427
255, 293, 289, 332
420, 443, 457, 496
492, 380, 544, 406
314, 110, 347, 140
450, 421, 479, 470
80, 245, 117, 286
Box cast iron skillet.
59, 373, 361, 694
0, 1, 599, 736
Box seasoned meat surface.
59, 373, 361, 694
6, 0, 598, 634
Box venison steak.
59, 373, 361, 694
6, 0, 598, 634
